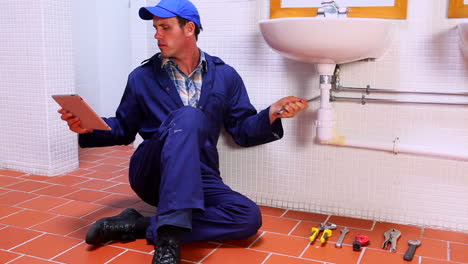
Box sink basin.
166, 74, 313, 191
458, 22, 468, 59
259, 18, 395, 70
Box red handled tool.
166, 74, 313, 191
353, 235, 370, 251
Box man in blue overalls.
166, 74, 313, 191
59, 0, 308, 263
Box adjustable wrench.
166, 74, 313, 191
335, 227, 349, 248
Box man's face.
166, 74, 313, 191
153, 16, 188, 58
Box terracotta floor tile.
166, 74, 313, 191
31, 215, 92, 236
360, 248, 419, 264
302, 241, 361, 264
91, 165, 126, 174
12, 234, 81, 259
374, 221, 423, 237
202, 245, 269, 264
103, 183, 135, 195
81, 206, 127, 222
67, 225, 90, 240
450, 242, 468, 263
16, 196, 70, 211
413, 238, 447, 260
260, 215, 300, 234
98, 157, 128, 166
283, 210, 328, 223
82, 171, 116, 180
107, 250, 153, 264
259, 206, 286, 217
328, 215, 374, 230
9, 255, 57, 264
0, 188, 9, 195
72, 179, 118, 190
424, 228, 468, 244
94, 194, 140, 208
421, 258, 455, 264
45, 175, 88, 186
0, 250, 21, 263
33, 185, 80, 197
78, 161, 100, 169
219, 232, 262, 248
250, 232, 309, 256
264, 254, 322, 264
180, 241, 219, 262
53, 242, 125, 264
63, 189, 111, 203
67, 169, 93, 176
109, 238, 154, 253
0, 204, 22, 218
0, 210, 55, 228
49, 200, 103, 218
5, 180, 51, 192
0, 170, 27, 177
0, 176, 21, 187
20, 174, 51, 181
0, 226, 42, 250
108, 174, 129, 183
0, 190, 38, 205
78, 154, 107, 163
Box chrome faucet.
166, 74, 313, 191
317, 0, 348, 18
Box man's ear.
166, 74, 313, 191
184, 21, 195, 36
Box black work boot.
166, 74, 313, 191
85, 208, 144, 245
152, 225, 183, 264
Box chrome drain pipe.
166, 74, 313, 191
335, 85, 468, 96
330, 95, 468, 106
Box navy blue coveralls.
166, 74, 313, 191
79, 52, 284, 243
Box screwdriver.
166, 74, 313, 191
276, 95, 320, 115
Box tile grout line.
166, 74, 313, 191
247, 231, 266, 249
8, 232, 47, 251
196, 243, 222, 263
288, 220, 303, 236
4, 254, 24, 264
356, 246, 366, 264
49, 240, 86, 262
447, 240, 451, 262
103, 249, 129, 264
259, 253, 273, 264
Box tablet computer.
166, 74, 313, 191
52, 94, 112, 131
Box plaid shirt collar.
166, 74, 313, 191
160, 50, 208, 74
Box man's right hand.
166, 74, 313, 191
58, 109, 93, 134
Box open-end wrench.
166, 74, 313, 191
403, 240, 421, 261
335, 227, 349, 248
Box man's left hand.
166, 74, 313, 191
269, 96, 309, 124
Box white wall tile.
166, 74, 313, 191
0, 0, 78, 175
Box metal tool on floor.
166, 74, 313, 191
320, 223, 337, 244
335, 227, 349, 248
353, 234, 370, 251
403, 240, 421, 261
309, 222, 336, 244
382, 228, 401, 252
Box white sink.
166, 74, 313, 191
458, 22, 468, 59
259, 17, 395, 73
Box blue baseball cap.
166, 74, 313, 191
139, 0, 202, 29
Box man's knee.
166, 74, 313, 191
170, 106, 207, 133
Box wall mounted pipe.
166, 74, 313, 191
335, 85, 468, 96
330, 95, 468, 106
321, 136, 468, 161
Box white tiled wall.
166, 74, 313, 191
0, 0, 78, 175
186, 0, 468, 231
